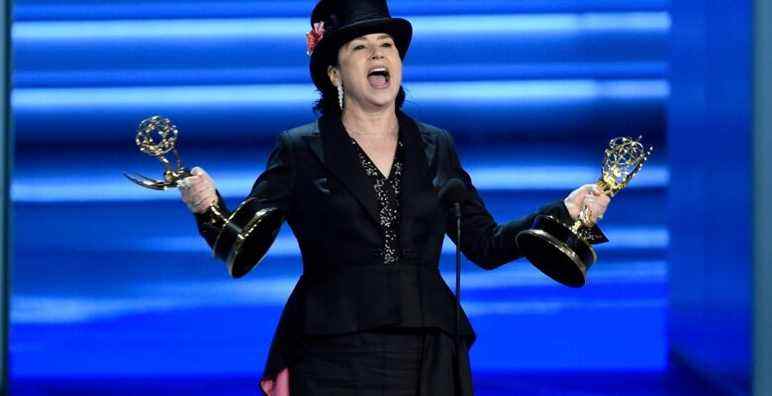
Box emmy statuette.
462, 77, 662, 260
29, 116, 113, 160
123, 115, 284, 277
515, 136, 653, 287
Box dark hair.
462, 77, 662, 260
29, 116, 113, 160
312, 57, 407, 115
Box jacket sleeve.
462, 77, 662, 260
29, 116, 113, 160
442, 131, 602, 270
193, 131, 295, 254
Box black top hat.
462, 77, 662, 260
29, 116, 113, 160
308, 0, 413, 91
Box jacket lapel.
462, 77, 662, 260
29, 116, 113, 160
397, 111, 436, 250
301, 112, 438, 243
316, 113, 381, 227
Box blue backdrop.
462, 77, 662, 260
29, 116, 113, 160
9, 1, 705, 395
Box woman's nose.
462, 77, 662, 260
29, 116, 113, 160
370, 47, 385, 59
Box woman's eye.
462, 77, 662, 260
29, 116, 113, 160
382, 43, 393, 48
353, 45, 366, 50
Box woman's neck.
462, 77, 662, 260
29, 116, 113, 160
341, 102, 398, 139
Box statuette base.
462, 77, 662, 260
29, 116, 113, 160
516, 215, 597, 288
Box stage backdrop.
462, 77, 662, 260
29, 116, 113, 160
10, 0, 671, 394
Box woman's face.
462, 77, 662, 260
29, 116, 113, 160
329, 33, 403, 111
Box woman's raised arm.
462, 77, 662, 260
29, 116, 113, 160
441, 131, 605, 270
185, 131, 295, 274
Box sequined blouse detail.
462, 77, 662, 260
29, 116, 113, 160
349, 135, 405, 265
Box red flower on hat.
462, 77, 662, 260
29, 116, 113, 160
306, 21, 326, 56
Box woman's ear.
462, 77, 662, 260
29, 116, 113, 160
327, 65, 340, 87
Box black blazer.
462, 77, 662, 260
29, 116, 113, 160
194, 110, 576, 381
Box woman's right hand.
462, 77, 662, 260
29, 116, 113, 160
178, 166, 219, 214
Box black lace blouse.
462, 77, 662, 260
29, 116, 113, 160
348, 132, 405, 265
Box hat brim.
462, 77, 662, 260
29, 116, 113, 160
310, 17, 412, 91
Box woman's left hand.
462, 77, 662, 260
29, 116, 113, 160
563, 184, 611, 226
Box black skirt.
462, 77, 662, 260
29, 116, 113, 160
289, 327, 474, 396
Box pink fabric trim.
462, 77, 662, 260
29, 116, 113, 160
260, 367, 290, 396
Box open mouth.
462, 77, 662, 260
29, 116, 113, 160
367, 67, 391, 89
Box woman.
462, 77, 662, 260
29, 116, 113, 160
178, 0, 610, 395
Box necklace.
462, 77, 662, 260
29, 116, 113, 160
343, 118, 398, 140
